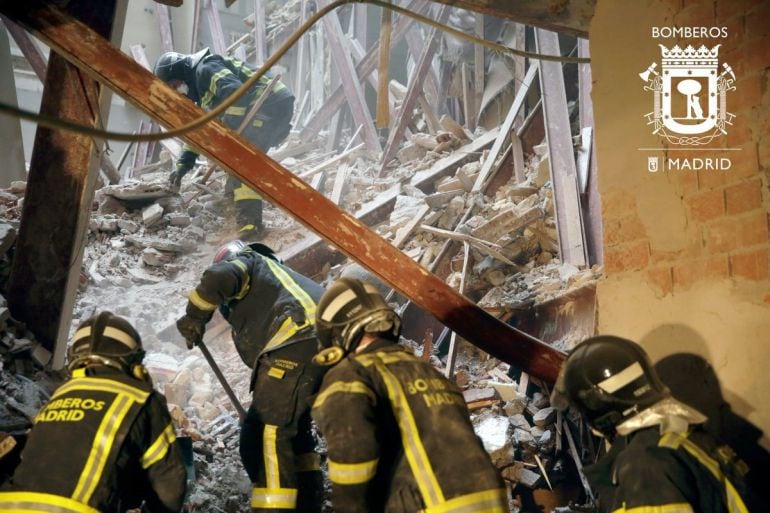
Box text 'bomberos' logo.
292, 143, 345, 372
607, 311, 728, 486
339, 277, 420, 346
639, 44, 736, 145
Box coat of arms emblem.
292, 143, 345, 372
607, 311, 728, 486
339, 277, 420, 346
640, 44, 736, 145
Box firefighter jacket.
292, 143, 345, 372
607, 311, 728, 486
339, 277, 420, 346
311, 339, 507, 513
176, 53, 294, 175
0, 367, 186, 513
185, 250, 325, 368
584, 426, 753, 513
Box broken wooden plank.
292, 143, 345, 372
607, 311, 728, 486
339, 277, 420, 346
155, 4, 174, 53
253, 0, 266, 65
2, 15, 47, 80
380, 6, 450, 172
462, 63, 473, 131
309, 170, 325, 191
473, 13, 484, 129
190, 0, 201, 53
576, 127, 592, 194
292, 0, 306, 95
330, 163, 349, 204
535, 29, 587, 267
472, 63, 538, 194
5, 1, 566, 380
297, 143, 364, 180
444, 241, 471, 378
404, 23, 441, 112
318, 0, 380, 152
376, 6, 392, 129
471, 205, 543, 244
203, 0, 226, 55
301, 0, 431, 140
392, 203, 430, 249
419, 225, 517, 267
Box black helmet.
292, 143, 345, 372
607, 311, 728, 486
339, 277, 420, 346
551, 335, 669, 437
314, 278, 401, 363
67, 311, 145, 375
212, 240, 280, 264
153, 48, 209, 86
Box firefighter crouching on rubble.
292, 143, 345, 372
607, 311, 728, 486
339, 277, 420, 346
176, 240, 326, 513
310, 277, 508, 513
0, 311, 187, 513
153, 49, 294, 242
551, 335, 755, 513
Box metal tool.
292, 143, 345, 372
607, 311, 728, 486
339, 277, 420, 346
196, 340, 247, 420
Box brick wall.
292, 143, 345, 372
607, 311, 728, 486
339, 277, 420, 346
601, 0, 770, 296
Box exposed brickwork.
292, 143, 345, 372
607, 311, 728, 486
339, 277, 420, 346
730, 247, 770, 280
725, 179, 763, 214
601, 0, 770, 295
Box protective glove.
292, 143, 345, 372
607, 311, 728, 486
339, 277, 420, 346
177, 315, 206, 350
168, 168, 186, 189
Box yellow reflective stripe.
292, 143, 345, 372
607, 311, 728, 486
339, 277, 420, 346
263, 257, 317, 319
658, 432, 748, 513
424, 489, 508, 513
264, 425, 280, 489
229, 259, 251, 300
233, 185, 263, 201
295, 452, 321, 472
268, 367, 286, 379
252, 118, 264, 128
313, 380, 376, 408
201, 68, 233, 109
141, 423, 177, 469
53, 378, 149, 403
251, 487, 297, 509
375, 360, 444, 506
357, 350, 415, 367
0, 491, 100, 513
328, 458, 378, 485
610, 503, 694, 513
225, 106, 247, 116
262, 317, 310, 353
73, 394, 133, 503
188, 289, 217, 311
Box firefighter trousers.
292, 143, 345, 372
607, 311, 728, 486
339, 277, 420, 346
240, 339, 326, 513
225, 97, 294, 238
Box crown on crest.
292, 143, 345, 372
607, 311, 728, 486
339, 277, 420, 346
659, 44, 720, 66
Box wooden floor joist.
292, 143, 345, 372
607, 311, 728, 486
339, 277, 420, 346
3, 1, 565, 381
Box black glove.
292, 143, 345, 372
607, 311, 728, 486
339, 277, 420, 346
169, 164, 191, 189
177, 315, 206, 350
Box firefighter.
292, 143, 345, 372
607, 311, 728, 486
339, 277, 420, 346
153, 49, 294, 241
551, 335, 755, 513
310, 277, 508, 513
0, 311, 187, 513
175, 240, 326, 513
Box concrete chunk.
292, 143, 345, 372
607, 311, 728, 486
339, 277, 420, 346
463, 387, 497, 404
142, 203, 164, 226
533, 406, 556, 427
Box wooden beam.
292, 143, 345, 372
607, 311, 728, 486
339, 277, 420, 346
155, 3, 174, 53
376, 5, 392, 129
423, 0, 591, 38
472, 63, 538, 193
190, 0, 201, 52
473, 13, 484, 128
535, 29, 587, 267
5, 2, 565, 381
301, 0, 430, 140
330, 163, 349, 204
444, 242, 471, 378
6, 0, 125, 369
404, 23, 440, 108
203, 0, 226, 55
253, 0, 266, 65
578, 38, 603, 266
1, 16, 48, 80
318, 0, 380, 152
293, 0, 306, 95
380, 6, 450, 172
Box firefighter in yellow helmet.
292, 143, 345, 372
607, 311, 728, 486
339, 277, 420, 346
551, 335, 756, 513
311, 278, 508, 513
0, 311, 187, 513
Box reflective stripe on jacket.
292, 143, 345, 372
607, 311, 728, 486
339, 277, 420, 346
0, 368, 186, 513
185, 250, 324, 367
312, 340, 507, 513
585, 426, 752, 513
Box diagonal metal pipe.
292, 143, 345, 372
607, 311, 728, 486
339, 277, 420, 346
1, 1, 565, 381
